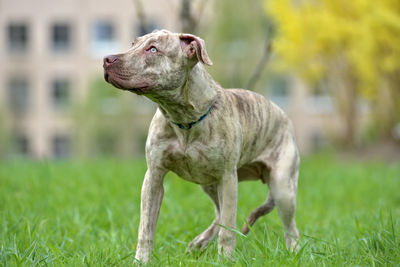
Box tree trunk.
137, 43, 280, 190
180, 0, 197, 33
330, 57, 359, 148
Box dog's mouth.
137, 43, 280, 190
124, 86, 150, 94
104, 71, 150, 95
104, 72, 110, 83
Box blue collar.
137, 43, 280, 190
171, 104, 214, 130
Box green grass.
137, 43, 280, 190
1, 155, 399, 266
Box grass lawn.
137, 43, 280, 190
1, 154, 399, 266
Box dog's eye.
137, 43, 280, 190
149, 46, 157, 53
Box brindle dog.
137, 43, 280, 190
103, 30, 300, 263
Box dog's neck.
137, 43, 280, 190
149, 63, 218, 124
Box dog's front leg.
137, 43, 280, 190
135, 168, 166, 263
217, 169, 238, 258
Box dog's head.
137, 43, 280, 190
103, 29, 213, 95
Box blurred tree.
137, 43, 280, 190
246, 24, 273, 91
206, 0, 269, 90
133, 0, 151, 34
265, 0, 400, 145
179, 0, 211, 34
73, 78, 153, 158
180, 0, 197, 33
133, 0, 209, 34
0, 107, 11, 158
131, 0, 270, 91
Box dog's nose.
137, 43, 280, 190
103, 55, 118, 68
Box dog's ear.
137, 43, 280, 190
179, 33, 213, 66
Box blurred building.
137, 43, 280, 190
0, 0, 361, 159
0, 0, 180, 158
265, 74, 370, 153
266, 76, 342, 152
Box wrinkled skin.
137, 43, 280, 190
104, 31, 206, 103
103, 30, 300, 264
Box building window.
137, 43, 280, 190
8, 77, 30, 114
13, 133, 30, 156
266, 76, 290, 109
94, 21, 114, 42
51, 79, 70, 110
311, 79, 330, 96
51, 24, 71, 52
52, 135, 70, 158
7, 23, 29, 53
307, 79, 334, 114
91, 21, 117, 57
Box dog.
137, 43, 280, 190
103, 29, 300, 263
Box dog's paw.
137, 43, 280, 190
218, 246, 236, 263
188, 229, 219, 251
134, 249, 150, 265
188, 222, 220, 251
189, 234, 212, 250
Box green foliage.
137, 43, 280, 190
205, 0, 269, 90
72, 78, 154, 158
265, 0, 400, 139
1, 156, 399, 265
0, 106, 11, 158
265, 0, 400, 95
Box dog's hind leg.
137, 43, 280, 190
241, 193, 275, 235
189, 184, 220, 250
269, 140, 300, 252
237, 161, 275, 235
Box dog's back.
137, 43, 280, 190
220, 88, 293, 166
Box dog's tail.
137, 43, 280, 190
241, 193, 275, 235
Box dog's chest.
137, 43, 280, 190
162, 141, 225, 185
